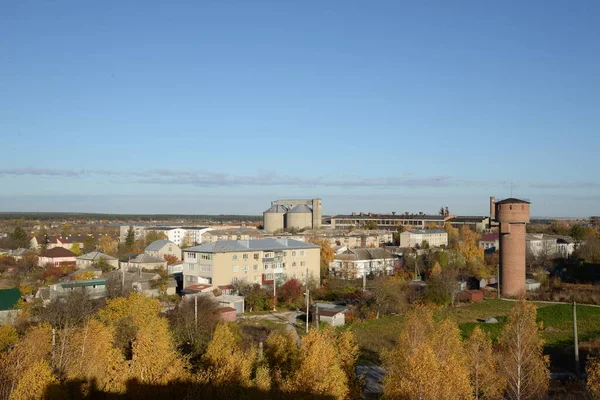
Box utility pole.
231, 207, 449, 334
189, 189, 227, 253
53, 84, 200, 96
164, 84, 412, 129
194, 295, 198, 327
363, 269, 366, 292
273, 276, 277, 311
305, 268, 309, 334
573, 301, 580, 376
497, 264, 500, 299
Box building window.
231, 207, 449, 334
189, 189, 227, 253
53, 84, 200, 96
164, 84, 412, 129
243, 265, 249, 273
292, 251, 296, 257
264, 252, 273, 258
233, 265, 238, 273
201, 265, 211, 272
232, 255, 238, 260
188, 263, 194, 271
254, 253, 259, 260
253, 264, 258, 270
292, 262, 296, 267
300, 261, 305, 266
243, 254, 248, 260
300, 251, 304, 256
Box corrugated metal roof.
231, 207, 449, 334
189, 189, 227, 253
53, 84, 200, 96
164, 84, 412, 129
76, 251, 117, 261
145, 240, 177, 251
130, 254, 166, 263
264, 205, 288, 213
185, 238, 318, 253
61, 279, 107, 288
288, 204, 312, 213
406, 229, 446, 234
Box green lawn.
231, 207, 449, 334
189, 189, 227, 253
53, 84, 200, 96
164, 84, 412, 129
346, 300, 600, 366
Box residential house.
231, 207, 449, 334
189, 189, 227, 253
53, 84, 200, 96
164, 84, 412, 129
30, 235, 84, 251
76, 251, 119, 269
182, 238, 320, 288
37, 279, 108, 301
105, 270, 177, 297
399, 229, 448, 248
330, 248, 395, 278
38, 247, 77, 267
479, 233, 500, 251
122, 254, 168, 271
145, 240, 181, 261
7, 248, 35, 261
0, 288, 21, 323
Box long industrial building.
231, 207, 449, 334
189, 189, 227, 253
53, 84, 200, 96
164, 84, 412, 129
263, 199, 322, 233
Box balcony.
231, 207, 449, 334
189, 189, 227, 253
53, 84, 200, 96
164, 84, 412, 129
262, 256, 283, 263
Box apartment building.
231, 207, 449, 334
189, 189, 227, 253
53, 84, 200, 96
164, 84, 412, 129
119, 225, 213, 247
182, 238, 320, 288
399, 229, 448, 248
330, 248, 396, 278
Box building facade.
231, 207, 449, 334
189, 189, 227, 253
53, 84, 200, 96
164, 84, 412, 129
144, 240, 182, 260
330, 248, 395, 278
182, 238, 320, 288
330, 212, 449, 231
263, 199, 322, 233
399, 229, 448, 248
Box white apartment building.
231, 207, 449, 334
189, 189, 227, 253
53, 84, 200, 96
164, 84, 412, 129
399, 229, 448, 248
526, 234, 575, 258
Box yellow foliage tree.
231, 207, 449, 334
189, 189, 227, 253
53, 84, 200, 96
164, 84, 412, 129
9, 360, 57, 400
70, 242, 81, 255
99, 235, 117, 255
587, 357, 600, 398
283, 326, 349, 400
0, 323, 54, 400
265, 330, 299, 384
63, 319, 128, 393
499, 300, 549, 400
201, 323, 256, 388
465, 327, 506, 400
0, 324, 18, 352
308, 236, 335, 278
383, 306, 472, 400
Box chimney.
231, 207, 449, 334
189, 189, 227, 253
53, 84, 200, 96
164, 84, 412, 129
360, 212, 364, 216
419, 212, 424, 216
351, 212, 356, 216
490, 196, 496, 220
405, 212, 409, 216
368, 212, 372, 217
392, 212, 396, 216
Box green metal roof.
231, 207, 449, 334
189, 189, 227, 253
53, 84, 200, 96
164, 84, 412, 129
0, 288, 21, 311
61, 279, 107, 289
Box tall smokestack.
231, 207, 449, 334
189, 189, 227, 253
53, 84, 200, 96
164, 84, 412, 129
490, 196, 496, 220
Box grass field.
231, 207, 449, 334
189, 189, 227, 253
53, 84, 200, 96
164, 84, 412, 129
347, 299, 600, 365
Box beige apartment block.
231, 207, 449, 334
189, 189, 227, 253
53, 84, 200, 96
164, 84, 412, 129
182, 238, 320, 288
399, 229, 448, 248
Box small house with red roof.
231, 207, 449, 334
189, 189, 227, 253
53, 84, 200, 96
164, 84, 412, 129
478, 232, 499, 251
38, 247, 77, 267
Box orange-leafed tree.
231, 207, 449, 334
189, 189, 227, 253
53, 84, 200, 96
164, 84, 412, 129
466, 326, 505, 399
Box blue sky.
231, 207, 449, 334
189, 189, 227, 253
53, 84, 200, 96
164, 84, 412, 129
1, 1, 599, 217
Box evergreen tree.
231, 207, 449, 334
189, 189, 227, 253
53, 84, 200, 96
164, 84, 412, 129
10, 227, 30, 249
125, 226, 135, 251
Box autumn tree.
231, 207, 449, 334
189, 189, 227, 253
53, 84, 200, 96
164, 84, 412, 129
265, 330, 300, 386
382, 306, 472, 400
62, 319, 128, 394
498, 299, 549, 400
364, 221, 378, 230
144, 230, 168, 245
164, 254, 179, 265
0, 324, 18, 352
308, 236, 335, 278
10, 227, 29, 249
70, 242, 81, 255
61, 222, 72, 237
168, 295, 219, 358
466, 327, 506, 400
444, 222, 459, 249
282, 326, 349, 400
125, 226, 136, 251
83, 235, 96, 253
99, 235, 118, 255
200, 323, 260, 390
98, 293, 188, 384
0, 323, 55, 400
279, 278, 304, 307
372, 275, 406, 318
587, 357, 600, 398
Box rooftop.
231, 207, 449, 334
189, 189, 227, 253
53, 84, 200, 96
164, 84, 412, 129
496, 198, 531, 205
130, 254, 166, 264
0, 288, 21, 311
332, 213, 446, 220
77, 251, 117, 261
41, 247, 77, 258
61, 279, 107, 289
145, 240, 177, 251
406, 229, 446, 234
185, 238, 318, 253
288, 204, 312, 213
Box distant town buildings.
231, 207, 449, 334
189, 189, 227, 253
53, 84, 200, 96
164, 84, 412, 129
181, 238, 320, 288
330, 212, 449, 231
263, 199, 322, 233
399, 229, 448, 248
118, 225, 214, 247
330, 248, 395, 278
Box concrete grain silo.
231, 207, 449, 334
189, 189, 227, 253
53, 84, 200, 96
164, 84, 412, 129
495, 198, 530, 297
263, 205, 287, 233
286, 204, 313, 231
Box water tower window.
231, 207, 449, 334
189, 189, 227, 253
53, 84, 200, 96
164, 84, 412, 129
509, 205, 513, 210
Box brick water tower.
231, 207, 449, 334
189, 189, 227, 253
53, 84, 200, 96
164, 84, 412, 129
495, 198, 530, 297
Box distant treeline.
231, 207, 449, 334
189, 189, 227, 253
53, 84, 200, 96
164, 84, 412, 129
0, 212, 262, 222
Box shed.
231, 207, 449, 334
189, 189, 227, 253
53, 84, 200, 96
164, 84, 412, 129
0, 288, 21, 324
458, 290, 484, 302
318, 307, 346, 327
525, 279, 541, 291
217, 307, 237, 322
